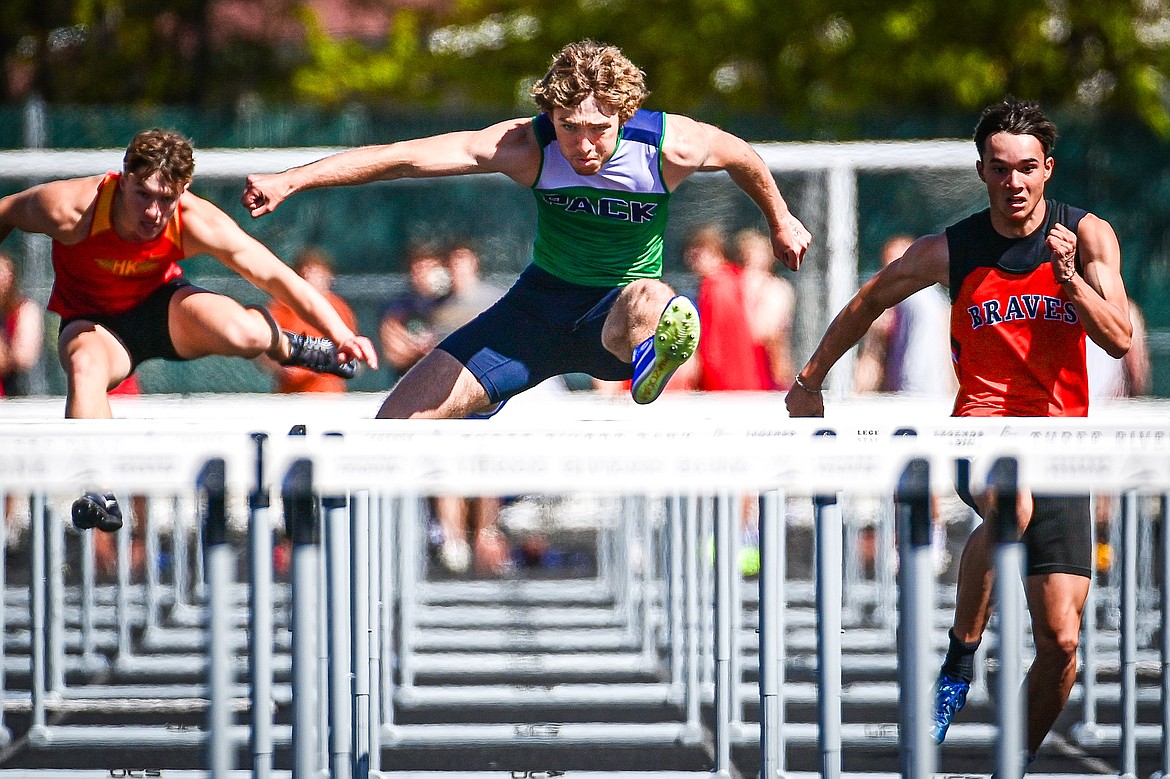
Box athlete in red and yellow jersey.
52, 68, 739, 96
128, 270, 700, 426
786, 98, 1132, 766
0, 128, 377, 420
48, 170, 185, 320
0, 129, 378, 530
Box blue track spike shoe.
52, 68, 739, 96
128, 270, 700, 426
931, 671, 970, 744
631, 295, 700, 405
283, 331, 356, 379
72, 491, 123, 533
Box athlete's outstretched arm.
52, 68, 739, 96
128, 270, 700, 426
182, 194, 379, 368
1048, 216, 1131, 358
660, 114, 810, 271
242, 119, 541, 217
0, 177, 102, 245
786, 234, 948, 417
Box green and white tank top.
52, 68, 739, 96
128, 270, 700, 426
531, 109, 670, 286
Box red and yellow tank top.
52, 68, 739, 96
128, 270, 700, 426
946, 200, 1089, 417
48, 172, 185, 319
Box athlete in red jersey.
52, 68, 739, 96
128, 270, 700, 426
786, 98, 1132, 768
0, 129, 378, 529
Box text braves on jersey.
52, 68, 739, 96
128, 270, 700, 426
966, 294, 1078, 328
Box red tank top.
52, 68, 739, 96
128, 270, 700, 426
947, 201, 1089, 417
48, 172, 185, 319
696, 263, 771, 391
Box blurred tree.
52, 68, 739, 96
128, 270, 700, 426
0, 0, 299, 105
4, 0, 1170, 136
292, 0, 1170, 136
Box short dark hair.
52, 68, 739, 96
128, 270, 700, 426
973, 98, 1058, 159
123, 128, 195, 189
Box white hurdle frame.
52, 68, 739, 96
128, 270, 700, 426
0, 413, 1167, 779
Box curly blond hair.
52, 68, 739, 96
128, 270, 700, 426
531, 41, 648, 124
123, 128, 195, 190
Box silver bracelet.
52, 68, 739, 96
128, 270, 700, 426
793, 375, 821, 393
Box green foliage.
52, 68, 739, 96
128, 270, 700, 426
4, 0, 1170, 134
0, 0, 295, 105
286, 0, 1170, 136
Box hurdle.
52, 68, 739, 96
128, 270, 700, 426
0, 421, 298, 770
0, 403, 1167, 778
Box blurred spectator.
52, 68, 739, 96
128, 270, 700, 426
731, 228, 797, 390
437, 241, 510, 575
265, 246, 359, 393
379, 241, 450, 380
0, 250, 45, 547
1087, 298, 1150, 577
429, 241, 506, 340
854, 235, 956, 396
684, 225, 772, 574
109, 375, 140, 395
381, 240, 511, 576
0, 251, 43, 397
854, 235, 954, 574
1087, 298, 1150, 400
683, 224, 771, 392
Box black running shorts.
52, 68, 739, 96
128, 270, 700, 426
955, 460, 1091, 578
438, 264, 633, 404
59, 279, 211, 372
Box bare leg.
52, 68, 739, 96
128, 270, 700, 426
950, 523, 996, 642
59, 321, 132, 419
951, 489, 1035, 642
601, 278, 678, 361
1024, 572, 1089, 754
377, 348, 492, 419
934, 488, 1037, 745
471, 496, 509, 574
433, 497, 466, 541
376, 347, 496, 577
168, 289, 280, 359
432, 495, 471, 573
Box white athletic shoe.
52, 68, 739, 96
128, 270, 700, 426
438, 538, 471, 574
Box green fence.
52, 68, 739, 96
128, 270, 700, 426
2, 102, 1169, 398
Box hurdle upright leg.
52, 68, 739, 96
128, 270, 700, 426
325, 491, 353, 779
201, 459, 233, 778
249, 432, 275, 779
895, 458, 936, 779
989, 458, 1026, 779
758, 489, 786, 779
712, 490, 734, 778
351, 490, 372, 779
284, 459, 322, 779
1121, 490, 1139, 779
1159, 491, 1170, 779
814, 493, 843, 779
0, 489, 9, 748
29, 492, 46, 735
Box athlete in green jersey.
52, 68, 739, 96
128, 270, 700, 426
242, 40, 811, 419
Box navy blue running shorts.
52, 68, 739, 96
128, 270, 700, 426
955, 459, 1091, 578
438, 264, 633, 404
59, 279, 212, 373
